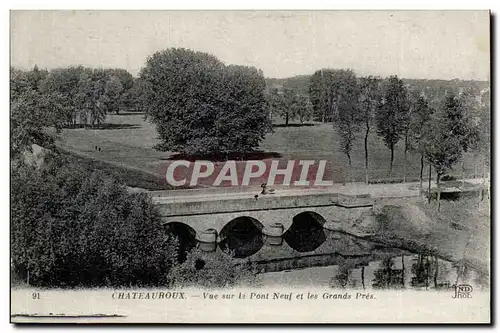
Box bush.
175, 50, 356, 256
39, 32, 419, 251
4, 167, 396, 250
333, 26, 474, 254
11, 156, 178, 288
169, 248, 257, 289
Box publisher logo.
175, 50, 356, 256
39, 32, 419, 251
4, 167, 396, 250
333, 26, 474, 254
452, 284, 473, 299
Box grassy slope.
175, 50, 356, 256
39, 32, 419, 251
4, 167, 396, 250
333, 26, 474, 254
59, 113, 485, 190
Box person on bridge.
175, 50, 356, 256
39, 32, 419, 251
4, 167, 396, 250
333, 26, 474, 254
260, 183, 275, 195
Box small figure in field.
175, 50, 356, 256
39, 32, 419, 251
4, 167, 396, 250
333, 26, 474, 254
98, 147, 101, 152
254, 194, 259, 201
94, 145, 98, 151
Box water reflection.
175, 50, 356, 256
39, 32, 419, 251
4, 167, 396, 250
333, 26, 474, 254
243, 229, 488, 291
284, 212, 326, 252
219, 217, 264, 258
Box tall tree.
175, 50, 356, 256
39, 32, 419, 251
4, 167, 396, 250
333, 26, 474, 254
104, 75, 124, 114
140, 48, 271, 156
308, 69, 339, 123
295, 95, 313, 124
423, 93, 476, 210
267, 87, 286, 123
281, 86, 312, 124
281, 87, 298, 125
478, 88, 491, 195
75, 69, 109, 127
376, 76, 410, 178
11, 88, 66, 157
103, 68, 134, 112
406, 91, 434, 194
357, 76, 382, 184
40, 66, 88, 127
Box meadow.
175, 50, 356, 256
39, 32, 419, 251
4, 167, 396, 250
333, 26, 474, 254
59, 113, 484, 190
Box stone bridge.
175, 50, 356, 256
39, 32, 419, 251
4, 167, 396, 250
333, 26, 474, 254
151, 189, 383, 250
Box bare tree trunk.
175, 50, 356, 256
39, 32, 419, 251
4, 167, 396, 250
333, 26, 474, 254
425, 256, 430, 290
419, 154, 424, 197
401, 254, 405, 288
285, 113, 289, 126
437, 173, 442, 212
461, 159, 465, 188
389, 143, 394, 179
361, 266, 365, 290
428, 165, 432, 204
364, 123, 370, 184
347, 152, 353, 184
433, 256, 439, 289
403, 133, 408, 183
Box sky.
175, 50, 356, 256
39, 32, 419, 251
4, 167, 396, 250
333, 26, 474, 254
10, 10, 490, 80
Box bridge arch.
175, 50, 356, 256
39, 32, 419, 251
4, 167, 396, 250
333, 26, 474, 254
163, 222, 197, 262
284, 211, 327, 253
219, 216, 265, 258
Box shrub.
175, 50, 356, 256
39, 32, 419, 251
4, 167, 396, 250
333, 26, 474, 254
11, 156, 178, 288
169, 248, 257, 289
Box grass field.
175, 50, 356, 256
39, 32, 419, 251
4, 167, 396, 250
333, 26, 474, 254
59, 113, 486, 190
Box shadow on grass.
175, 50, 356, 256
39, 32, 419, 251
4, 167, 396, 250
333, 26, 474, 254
166, 150, 283, 162
64, 123, 141, 130
113, 111, 146, 116
273, 123, 316, 128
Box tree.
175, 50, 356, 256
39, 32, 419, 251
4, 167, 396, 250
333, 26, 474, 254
329, 69, 359, 183
75, 69, 109, 127
376, 76, 410, 178
406, 91, 434, 194
267, 87, 286, 122
295, 95, 313, 124
11, 159, 178, 287
140, 48, 271, 156
372, 257, 402, 289
477, 89, 491, 195
279, 86, 313, 124
103, 68, 134, 112
10, 88, 67, 158
423, 95, 471, 211
40, 66, 88, 127
104, 75, 124, 114
281, 86, 298, 125
357, 76, 382, 184
454, 89, 481, 186
309, 69, 358, 124
128, 77, 152, 113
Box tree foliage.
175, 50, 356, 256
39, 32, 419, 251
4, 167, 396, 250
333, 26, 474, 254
376, 76, 410, 177
169, 248, 256, 289
11, 158, 178, 287
140, 48, 271, 156
329, 69, 359, 180
357, 76, 382, 183
11, 86, 67, 158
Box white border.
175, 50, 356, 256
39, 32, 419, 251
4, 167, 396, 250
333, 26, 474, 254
1, 1, 497, 332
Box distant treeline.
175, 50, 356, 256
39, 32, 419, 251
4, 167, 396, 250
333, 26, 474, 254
266, 75, 489, 106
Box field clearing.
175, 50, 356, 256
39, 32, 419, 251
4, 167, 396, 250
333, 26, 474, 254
59, 113, 486, 190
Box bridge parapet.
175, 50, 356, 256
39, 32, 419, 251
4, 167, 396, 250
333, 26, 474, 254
154, 192, 378, 218
155, 192, 336, 217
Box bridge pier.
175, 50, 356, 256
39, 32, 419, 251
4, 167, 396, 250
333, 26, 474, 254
198, 229, 218, 252
263, 223, 284, 246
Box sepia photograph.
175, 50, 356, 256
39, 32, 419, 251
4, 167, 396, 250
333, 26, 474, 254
9, 9, 491, 324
